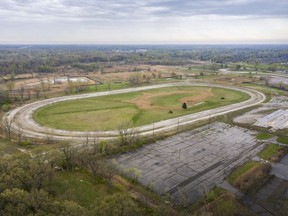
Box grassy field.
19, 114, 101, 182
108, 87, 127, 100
52, 170, 109, 209
0, 138, 22, 156
34, 86, 249, 131
52, 170, 174, 215
258, 144, 288, 162
242, 83, 288, 97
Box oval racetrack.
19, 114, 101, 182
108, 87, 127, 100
6, 82, 266, 141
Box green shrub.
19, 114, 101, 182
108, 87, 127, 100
18, 141, 32, 147
2, 104, 11, 111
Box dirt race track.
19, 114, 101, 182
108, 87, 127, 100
6, 81, 266, 141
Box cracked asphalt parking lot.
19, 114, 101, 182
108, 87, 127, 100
115, 122, 263, 206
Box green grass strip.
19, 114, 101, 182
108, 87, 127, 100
258, 144, 283, 161
256, 133, 273, 140
277, 136, 288, 145
228, 161, 260, 184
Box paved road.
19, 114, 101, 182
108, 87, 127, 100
6, 81, 266, 141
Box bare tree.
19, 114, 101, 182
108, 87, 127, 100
106, 82, 111, 90
28, 150, 57, 190
74, 80, 82, 93
84, 155, 101, 176
84, 131, 90, 145
62, 144, 77, 171
17, 84, 25, 102
128, 74, 141, 87
100, 66, 105, 75
45, 128, 54, 144
100, 159, 117, 190
16, 126, 23, 144
5, 81, 14, 101
124, 167, 141, 183
26, 89, 31, 100
77, 144, 102, 176
33, 84, 42, 99
39, 77, 46, 92
118, 122, 139, 146
118, 122, 131, 145
66, 81, 75, 94
46, 77, 51, 91
3, 117, 12, 140
264, 77, 270, 86
92, 131, 99, 154
6, 80, 15, 92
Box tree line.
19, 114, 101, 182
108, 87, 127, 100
0, 45, 287, 76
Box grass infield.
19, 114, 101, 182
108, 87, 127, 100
34, 86, 249, 131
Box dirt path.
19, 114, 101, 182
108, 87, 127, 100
128, 88, 213, 111
179, 88, 213, 106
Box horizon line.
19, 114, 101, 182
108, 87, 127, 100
1, 43, 288, 46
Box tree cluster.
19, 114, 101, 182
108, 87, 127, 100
0, 139, 135, 216
0, 151, 86, 215
1, 45, 287, 78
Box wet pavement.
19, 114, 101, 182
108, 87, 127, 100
254, 177, 288, 216
115, 122, 263, 206
271, 154, 288, 181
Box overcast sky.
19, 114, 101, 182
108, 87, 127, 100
1, 0, 288, 44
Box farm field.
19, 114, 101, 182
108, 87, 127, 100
34, 86, 249, 131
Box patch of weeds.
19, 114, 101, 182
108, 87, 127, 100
0, 138, 21, 156
228, 161, 259, 183
277, 136, 288, 145
18, 140, 32, 147
258, 144, 288, 162
52, 170, 109, 209
124, 167, 142, 183
256, 133, 273, 140
228, 161, 271, 194
189, 187, 253, 216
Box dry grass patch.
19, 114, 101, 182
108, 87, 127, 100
127, 88, 214, 110
258, 144, 288, 162
190, 187, 254, 216
228, 161, 271, 194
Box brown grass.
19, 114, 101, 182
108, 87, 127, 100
234, 163, 271, 194
127, 89, 213, 111
179, 88, 213, 106
192, 192, 254, 216
270, 147, 288, 162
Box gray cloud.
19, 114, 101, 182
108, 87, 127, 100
148, 0, 288, 18
0, 0, 287, 44
0, 0, 287, 22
